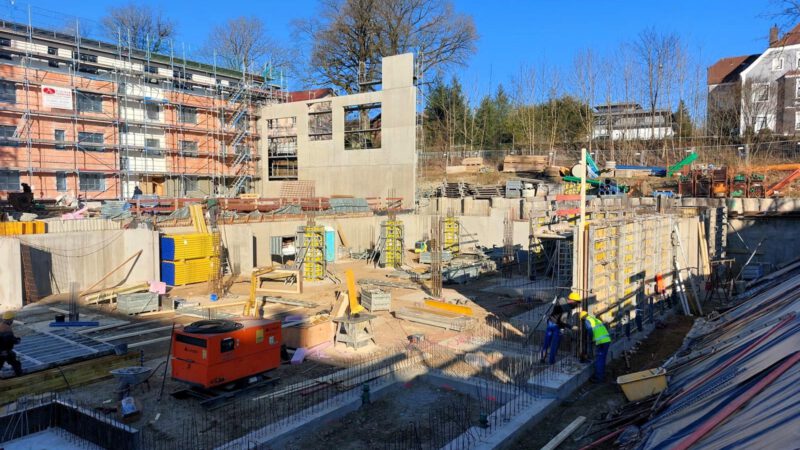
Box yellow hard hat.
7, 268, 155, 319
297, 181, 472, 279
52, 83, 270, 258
568, 292, 581, 302
579, 311, 588, 319
2, 311, 15, 320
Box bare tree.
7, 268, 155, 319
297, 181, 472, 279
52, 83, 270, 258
740, 77, 775, 145
572, 49, 598, 153
294, 0, 478, 93
632, 28, 682, 161
511, 65, 538, 153
202, 17, 291, 74
101, 3, 174, 53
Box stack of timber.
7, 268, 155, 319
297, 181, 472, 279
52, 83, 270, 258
445, 157, 487, 175
502, 155, 547, 173
395, 306, 474, 331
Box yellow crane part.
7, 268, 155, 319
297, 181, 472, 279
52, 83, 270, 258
345, 269, 365, 316
424, 299, 473, 316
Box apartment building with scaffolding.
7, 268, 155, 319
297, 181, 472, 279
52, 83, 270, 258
0, 17, 284, 201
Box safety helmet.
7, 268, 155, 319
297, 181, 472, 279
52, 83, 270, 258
579, 311, 588, 319
2, 311, 15, 320
568, 292, 581, 302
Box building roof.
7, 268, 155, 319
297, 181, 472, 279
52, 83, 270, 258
707, 54, 760, 85
286, 88, 335, 102
770, 23, 800, 47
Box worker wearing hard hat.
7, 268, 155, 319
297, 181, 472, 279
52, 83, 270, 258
0, 311, 22, 377
579, 311, 612, 382
539, 292, 582, 364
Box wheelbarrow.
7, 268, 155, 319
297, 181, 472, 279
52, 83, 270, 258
110, 366, 154, 398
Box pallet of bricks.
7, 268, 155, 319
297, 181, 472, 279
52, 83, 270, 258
160, 233, 220, 286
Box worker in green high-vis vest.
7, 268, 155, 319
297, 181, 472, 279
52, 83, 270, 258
579, 311, 612, 382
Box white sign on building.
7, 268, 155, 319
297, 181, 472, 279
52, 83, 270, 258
41, 85, 73, 109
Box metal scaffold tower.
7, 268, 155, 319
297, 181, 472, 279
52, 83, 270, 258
443, 215, 460, 255
380, 213, 404, 268
430, 216, 443, 298
298, 219, 326, 281
502, 212, 514, 278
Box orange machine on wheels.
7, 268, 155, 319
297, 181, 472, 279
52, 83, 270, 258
171, 319, 281, 389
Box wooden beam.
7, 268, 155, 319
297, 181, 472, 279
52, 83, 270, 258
0, 352, 139, 405
540, 416, 586, 450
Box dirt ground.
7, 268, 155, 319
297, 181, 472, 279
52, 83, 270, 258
508, 314, 694, 450
279, 379, 481, 450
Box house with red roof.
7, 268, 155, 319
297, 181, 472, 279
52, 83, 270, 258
708, 24, 800, 136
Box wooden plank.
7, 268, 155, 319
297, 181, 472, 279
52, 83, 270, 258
0, 352, 139, 404
540, 416, 586, 450
260, 297, 317, 308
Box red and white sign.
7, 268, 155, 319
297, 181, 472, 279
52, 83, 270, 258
41, 85, 73, 109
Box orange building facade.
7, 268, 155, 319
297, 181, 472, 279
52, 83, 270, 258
0, 21, 280, 201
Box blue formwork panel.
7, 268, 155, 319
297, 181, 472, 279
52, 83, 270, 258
160, 236, 176, 260
161, 260, 176, 286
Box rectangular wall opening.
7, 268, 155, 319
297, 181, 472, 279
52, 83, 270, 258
344, 102, 381, 150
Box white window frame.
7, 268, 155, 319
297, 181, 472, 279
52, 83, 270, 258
753, 83, 770, 103
755, 115, 768, 132
796, 51, 800, 69
795, 111, 800, 131
796, 79, 800, 99
772, 57, 784, 71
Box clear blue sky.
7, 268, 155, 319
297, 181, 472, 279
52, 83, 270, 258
2, 0, 781, 97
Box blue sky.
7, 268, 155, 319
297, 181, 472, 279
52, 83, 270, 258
2, 0, 782, 97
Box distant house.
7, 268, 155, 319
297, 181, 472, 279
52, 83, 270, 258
592, 103, 674, 141
707, 24, 800, 136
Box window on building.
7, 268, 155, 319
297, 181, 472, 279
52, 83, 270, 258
344, 102, 381, 150
145, 138, 160, 149
0, 80, 15, 103
183, 176, 198, 195
755, 115, 768, 132
752, 83, 769, 103
795, 112, 800, 131
77, 132, 104, 151
0, 170, 20, 190
179, 140, 197, 156
308, 101, 332, 141
178, 106, 197, 124
0, 125, 17, 147
56, 172, 67, 191
145, 103, 160, 121
79, 173, 104, 191
54, 129, 66, 149
772, 57, 784, 71
76, 92, 103, 113
795, 79, 800, 99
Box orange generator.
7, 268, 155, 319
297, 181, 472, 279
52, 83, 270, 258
171, 319, 281, 389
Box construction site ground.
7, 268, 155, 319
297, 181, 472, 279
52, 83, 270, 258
5, 256, 543, 445
508, 314, 695, 450
280, 378, 480, 450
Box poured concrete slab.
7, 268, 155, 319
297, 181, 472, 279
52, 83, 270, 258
2, 428, 103, 450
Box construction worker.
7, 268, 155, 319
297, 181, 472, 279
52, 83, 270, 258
539, 292, 581, 364
579, 311, 611, 382
0, 311, 22, 377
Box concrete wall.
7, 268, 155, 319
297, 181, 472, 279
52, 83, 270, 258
0, 229, 159, 310
259, 54, 417, 208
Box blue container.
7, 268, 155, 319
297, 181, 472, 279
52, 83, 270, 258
325, 227, 336, 262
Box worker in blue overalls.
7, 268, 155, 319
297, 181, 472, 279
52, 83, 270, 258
539, 292, 581, 364
580, 311, 612, 382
